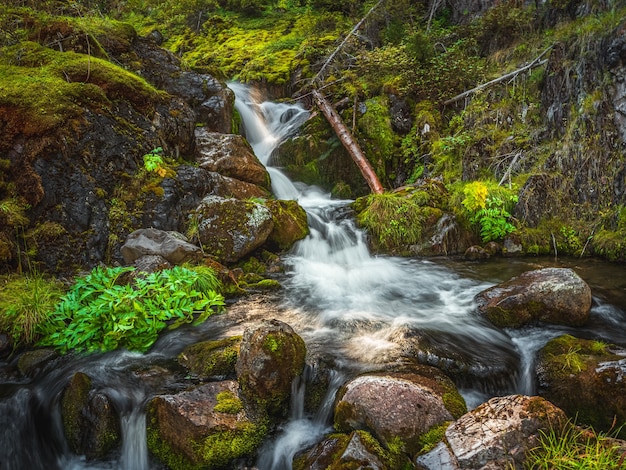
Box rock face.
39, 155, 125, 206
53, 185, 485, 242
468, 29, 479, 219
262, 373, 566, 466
120, 228, 201, 265
334, 369, 465, 455
195, 195, 275, 264
536, 334, 626, 436
236, 319, 306, 418
146, 381, 266, 469
417, 395, 567, 469
195, 129, 271, 189
475, 267, 592, 327
61, 372, 121, 460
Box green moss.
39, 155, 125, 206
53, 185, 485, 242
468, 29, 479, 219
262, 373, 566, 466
214, 391, 243, 414
178, 337, 241, 378
0, 40, 163, 138
247, 279, 282, 291
148, 411, 267, 470
417, 422, 449, 455
541, 335, 613, 376
356, 192, 443, 254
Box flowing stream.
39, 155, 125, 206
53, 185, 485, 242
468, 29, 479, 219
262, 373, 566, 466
1, 84, 626, 469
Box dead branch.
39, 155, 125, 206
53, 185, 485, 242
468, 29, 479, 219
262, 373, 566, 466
443, 47, 553, 106
311, 0, 385, 86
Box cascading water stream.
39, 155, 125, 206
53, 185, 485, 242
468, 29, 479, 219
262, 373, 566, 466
229, 83, 626, 467
1, 84, 625, 470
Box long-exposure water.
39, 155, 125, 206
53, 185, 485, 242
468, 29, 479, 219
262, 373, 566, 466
0, 83, 625, 469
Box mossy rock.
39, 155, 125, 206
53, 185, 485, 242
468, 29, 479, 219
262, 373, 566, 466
265, 199, 309, 251
235, 319, 306, 418
333, 366, 465, 456
146, 381, 267, 470
177, 337, 241, 380
294, 430, 412, 470
61, 372, 121, 459
537, 334, 626, 436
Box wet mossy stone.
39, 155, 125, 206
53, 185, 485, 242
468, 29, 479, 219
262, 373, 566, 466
177, 337, 241, 380
333, 367, 465, 456
537, 334, 626, 436
61, 372, 121, 459
475, 267, 592, 328
265, 199, 309, 251
194, 195, 274, 264
146, 381, 267, 469
235, 319, 306, 419
294, 430, 412, 470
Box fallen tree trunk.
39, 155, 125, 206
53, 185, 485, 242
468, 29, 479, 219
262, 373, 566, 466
312, 89, 384, 194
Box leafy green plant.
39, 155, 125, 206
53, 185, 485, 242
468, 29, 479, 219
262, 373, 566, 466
142, 147, 167, 177
526, 421, 626, 469
0, 273, 63, 350
462, 182, 518, 243
39, 265, 224, 354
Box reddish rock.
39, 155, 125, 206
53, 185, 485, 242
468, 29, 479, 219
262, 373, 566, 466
475, 267, 591, 327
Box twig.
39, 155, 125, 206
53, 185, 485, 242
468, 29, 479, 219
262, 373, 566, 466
443, 46, 553, 106
551, 232, 558, 262
312, 0, 385, 86
498, 151, 521, 187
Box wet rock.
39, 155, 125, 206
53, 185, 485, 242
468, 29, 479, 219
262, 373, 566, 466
16, 348, 58, 377
464, 245, 490, 260
120, 228, 201, 265
61, 372, 121, 460
195, 195, 274, 264
203, 171, 271, 200
195, 129, 271, 189
475, 267, 592, 327
178, 337, 241, 380
236, 319, 306, 418
536, 334, 626, 435
334, 368, 465, 455
265, 199, 309, 250
125, 37, 234, 133
416, 395, 566, 470
0, 333, 10, 359
294, 430, 399, 470
146, 381, 266, 469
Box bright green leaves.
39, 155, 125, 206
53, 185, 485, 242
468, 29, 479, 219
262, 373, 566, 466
39, 265, 225, 354
462, 182, 518, 243
142, 147, 167, 177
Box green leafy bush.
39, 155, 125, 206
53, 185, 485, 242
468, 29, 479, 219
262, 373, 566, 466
39, 265, 225, 354
0, 274, 63, 350
462, 182, 518, 243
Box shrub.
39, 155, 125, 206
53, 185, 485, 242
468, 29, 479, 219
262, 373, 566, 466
462, 182, 518, 243
39, 265, 225, 354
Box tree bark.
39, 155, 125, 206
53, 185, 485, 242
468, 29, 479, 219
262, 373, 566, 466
312, 89, 384, 194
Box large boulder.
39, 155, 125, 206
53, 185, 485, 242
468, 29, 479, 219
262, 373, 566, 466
536, 334, 626, 436
146, 381, 266, 469
120, 228, 201, 265
474, 267, 592, 327
194, 195, 274, 264
416, 395, 566, 469
334, 367, 466, 455
195, 129, 271, 189
61, 372, 121, 460
236, 319, 306, 418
